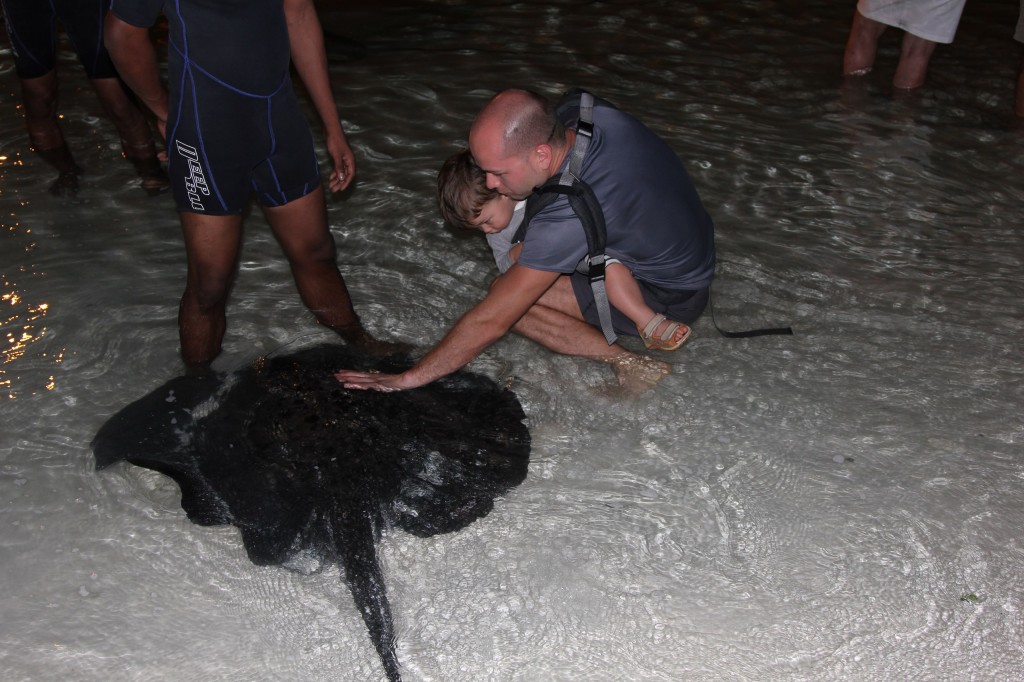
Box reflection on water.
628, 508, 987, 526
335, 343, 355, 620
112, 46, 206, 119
1, 1, 1023, 680
1, 197, 60, 399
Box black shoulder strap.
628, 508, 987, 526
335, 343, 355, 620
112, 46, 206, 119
513, 91, 618, 345
515, 88, 592, 243
515, 191, 555, 243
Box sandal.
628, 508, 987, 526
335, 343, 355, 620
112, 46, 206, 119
639, 313, 691, 351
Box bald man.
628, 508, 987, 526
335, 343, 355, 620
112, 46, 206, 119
336, 89, 715, 395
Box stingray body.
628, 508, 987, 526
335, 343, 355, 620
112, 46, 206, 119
92, 344, 531, 681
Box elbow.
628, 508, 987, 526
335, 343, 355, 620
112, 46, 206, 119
103, 15, 127, 60
103, 13, 142, 64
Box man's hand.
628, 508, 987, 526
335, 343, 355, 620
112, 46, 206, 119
334, 369, 417, 392
284, 0, 354, 194
325, 130, 355, 192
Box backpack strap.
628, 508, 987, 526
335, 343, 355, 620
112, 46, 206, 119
516, 91, 618, 344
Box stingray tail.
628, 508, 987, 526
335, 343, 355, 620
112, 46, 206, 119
334, 511, 401, 682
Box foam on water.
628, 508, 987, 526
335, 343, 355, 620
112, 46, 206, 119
2, 1, 1022, 680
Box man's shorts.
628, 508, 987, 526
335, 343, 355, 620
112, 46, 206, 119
571, 271, 709, 338
2, 0, 118, 79
166, 68, 321, 216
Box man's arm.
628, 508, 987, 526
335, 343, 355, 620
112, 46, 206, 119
335, 265, 561, 391
104, 14, 169, 138
283, 0, 354, 193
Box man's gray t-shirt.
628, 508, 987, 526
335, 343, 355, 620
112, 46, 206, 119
517, 96, 715, 291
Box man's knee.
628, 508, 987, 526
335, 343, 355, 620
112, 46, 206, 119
309, 231, 338, 261
184, 268, 234, 311
186, 288, 228, 313
93, 79, 146, 129
285, 229, 338, 266
21, 78, 60, 124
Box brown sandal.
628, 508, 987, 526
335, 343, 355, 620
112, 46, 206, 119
639, 313, 691, 351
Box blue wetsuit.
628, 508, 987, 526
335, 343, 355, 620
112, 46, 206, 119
1, 0, 118, 79
109, 0, 321, 215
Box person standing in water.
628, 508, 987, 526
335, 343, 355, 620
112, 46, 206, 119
104, 0, 396, 371
843, 0, 966, 90
0, 0, 167, 196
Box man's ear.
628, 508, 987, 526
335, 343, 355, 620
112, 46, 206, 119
533, 143, 552, 171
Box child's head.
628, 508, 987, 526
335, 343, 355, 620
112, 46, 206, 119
437, 149, 515, 233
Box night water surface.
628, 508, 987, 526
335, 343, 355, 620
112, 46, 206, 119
2, 1, 1022, 680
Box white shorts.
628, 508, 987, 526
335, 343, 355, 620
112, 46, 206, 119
857, 0, 966, 43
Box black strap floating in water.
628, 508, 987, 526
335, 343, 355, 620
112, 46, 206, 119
708, 285, 794, 338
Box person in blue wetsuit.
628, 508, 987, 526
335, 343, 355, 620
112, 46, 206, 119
336, 88, 716, 395
104, 0, 394, 370
0, 0, 167, 196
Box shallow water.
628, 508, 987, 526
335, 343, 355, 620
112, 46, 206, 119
2, 1, 1023, 680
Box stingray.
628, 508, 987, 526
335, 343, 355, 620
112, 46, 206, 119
92, 343, 530, 681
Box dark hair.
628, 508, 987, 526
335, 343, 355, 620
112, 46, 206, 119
437, 149, 496, 230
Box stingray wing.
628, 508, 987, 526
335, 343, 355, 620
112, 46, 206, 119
91, 374, 237, 525
386, 372, 531, 537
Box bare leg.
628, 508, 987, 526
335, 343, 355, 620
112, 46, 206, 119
893, 33, 938, 89
91, 78, 168, 193
511, 276, 670, 395
604, 263, 653, 325
263, 188, 407, 355
844, 10, 887, 76
604, 263, 689, 348
19, 71, 81, 196
178, 212, 244, 369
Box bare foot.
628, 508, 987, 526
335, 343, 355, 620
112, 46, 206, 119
329, 324, 413, 357
893, 33, 937, 89
184, 359, 214, 377
600, 351, 671, 397
122, 139, 170, 195
35, 143, 82, 197
128, 155, 170, 195
844, 11, 886, 76
48, 169, 81, 197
